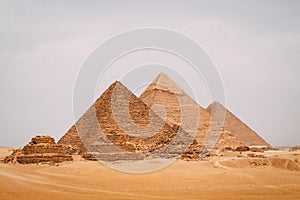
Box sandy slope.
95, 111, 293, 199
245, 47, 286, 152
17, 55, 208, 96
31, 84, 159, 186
0, 148, 299, 200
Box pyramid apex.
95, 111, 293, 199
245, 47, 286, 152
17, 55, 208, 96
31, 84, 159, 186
110, 80, 126, 88
156, 72, 168, 78
112, 80, 121, 85
153, 72, 172, 84
102, 81, 130, 96
147, 72, 183, 95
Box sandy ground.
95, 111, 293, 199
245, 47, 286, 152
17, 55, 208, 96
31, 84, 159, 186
0, 147, 299, 200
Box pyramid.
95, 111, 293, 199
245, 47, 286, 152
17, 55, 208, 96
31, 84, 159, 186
139, 73, 215, 159
207, 102, 271, 149
5, 136, 73, 164
58, 81, 187, 161
139, 73, 272, 157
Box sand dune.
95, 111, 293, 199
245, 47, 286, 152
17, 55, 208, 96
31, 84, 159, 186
1, 147, 299, 200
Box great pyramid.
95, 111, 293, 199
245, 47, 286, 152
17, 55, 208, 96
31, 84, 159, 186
139, 73, 271, 158
58, 81, 192, 161
139, 73, 214, 159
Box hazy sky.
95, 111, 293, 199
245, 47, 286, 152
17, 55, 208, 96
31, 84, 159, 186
1, 0, 299, 147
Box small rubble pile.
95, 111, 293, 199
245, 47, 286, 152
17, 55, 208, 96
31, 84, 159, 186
4, 136, 73, 164
291, 146, 300, 151
181, 140, 202, 161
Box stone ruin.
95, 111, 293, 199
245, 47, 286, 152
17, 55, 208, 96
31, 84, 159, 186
4, 136, 73, 164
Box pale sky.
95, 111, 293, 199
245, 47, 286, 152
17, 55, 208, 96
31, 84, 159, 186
0, 0, 299, 147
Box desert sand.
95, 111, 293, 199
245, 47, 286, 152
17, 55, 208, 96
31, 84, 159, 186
1, 146, 299, 200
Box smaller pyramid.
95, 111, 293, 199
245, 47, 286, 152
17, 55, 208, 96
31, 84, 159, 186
4, 136, 73, 164
207, 102, 271, 149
